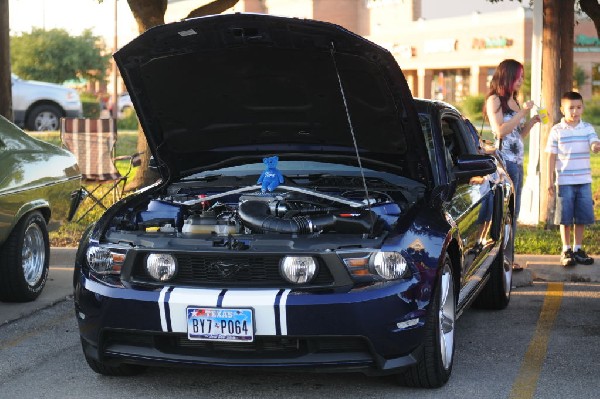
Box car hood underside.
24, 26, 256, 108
115, 13, 429, 183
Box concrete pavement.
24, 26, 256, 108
512, 254, 600, 286
1, 249, 599, 326
0, 248, 76, 326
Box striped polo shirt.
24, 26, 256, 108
544, 118, 600, 185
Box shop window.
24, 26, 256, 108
431, 69, 470, 104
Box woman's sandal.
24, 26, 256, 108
512, 263, 523, 272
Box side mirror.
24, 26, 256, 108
452, 154, 497, 181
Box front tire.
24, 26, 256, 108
26, 104, 62, 131
473, 213, 513, 310
397, 255, 456, 388
0, 211, 49, 302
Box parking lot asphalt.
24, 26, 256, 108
1, 249, 599, 327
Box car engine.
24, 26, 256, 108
105, 177, 419, 243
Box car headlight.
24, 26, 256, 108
67, 89, 81, 101
86, 246, 125, 275
280, 256, 318, 284
146, 254, 177, 281
372, 251, 407, 280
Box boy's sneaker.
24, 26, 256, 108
573, 249, 594, 265
560, 249, 576, 267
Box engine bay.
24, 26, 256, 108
105, 173, 423, 242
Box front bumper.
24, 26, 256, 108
75, 271, 431, 375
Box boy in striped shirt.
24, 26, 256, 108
546, 91, 600, 266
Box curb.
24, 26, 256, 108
512, 254, 600, 287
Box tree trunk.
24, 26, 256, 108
127, 0, 167, 33
539, 0, 561, 227
125, 0, 239, 190
559, 0, 574, 94
580, 0, 600, 38
0, 0, 12, 120
186, 0, 240, 19
124, 0, 167, 191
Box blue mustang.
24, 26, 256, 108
73, 13, 514, 388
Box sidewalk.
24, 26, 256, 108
0, 248, 76, 326
512, 254, 600, 287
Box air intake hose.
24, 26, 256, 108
238, 200, 374, 234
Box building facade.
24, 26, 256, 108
167, 0, 598, 102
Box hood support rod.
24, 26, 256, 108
329, 43, 375, 234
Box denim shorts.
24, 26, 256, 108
477, 190, 494, 224
554, 183, 596, 225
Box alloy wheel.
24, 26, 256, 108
438, 263, 455, 370
34, 112, 59, 131
22, 223, 46, 286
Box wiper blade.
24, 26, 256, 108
182, 174, 223, 182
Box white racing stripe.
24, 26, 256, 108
279, 289, 290, 335
222, 290, 281, 335
160, 288, 291, 335
166, 288, 221, 332
158, 287, 169, 332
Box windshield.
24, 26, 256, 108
183, 160, 425, 192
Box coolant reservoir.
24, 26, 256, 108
182, 213, 237, 235
182, 213, 217, 234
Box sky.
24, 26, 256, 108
8, 0, 139, 46
421, 0, 521, 19
8, 0, 523, 46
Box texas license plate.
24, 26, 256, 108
186, 307, 254, 342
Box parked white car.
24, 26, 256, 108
109, 92, 134, 119
11, 74, 83, 131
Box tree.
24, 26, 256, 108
0, 0, 11, 120
123, 0, 240, 189
580, 0, 600, 36
10, 28, 110, 84
538, 0, 563, 226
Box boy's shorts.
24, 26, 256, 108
554, 183, 596, 225
477, 190, 494, 224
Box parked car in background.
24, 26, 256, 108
11, 73, 83, 131
108, 92, 133, 119
73, 14, 514, 388
0, 115, 81, 302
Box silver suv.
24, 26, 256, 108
11, 74, 83, 131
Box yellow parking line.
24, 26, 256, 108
509, 282, 564, 399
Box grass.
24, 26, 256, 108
30, 127, 600, 254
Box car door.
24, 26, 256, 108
439, 112, 497, 292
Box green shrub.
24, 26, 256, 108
82, 100, 101, 118
80, 92, 101, 118
117, 108, 138, 130
458, 94, 485, 121
584, 96, 600, 126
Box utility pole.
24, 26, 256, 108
520, 0, 543, 225
112, 0, 118, 121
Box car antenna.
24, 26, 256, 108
329, 42, 375, 234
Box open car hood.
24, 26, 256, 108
114, 13, 430, 183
